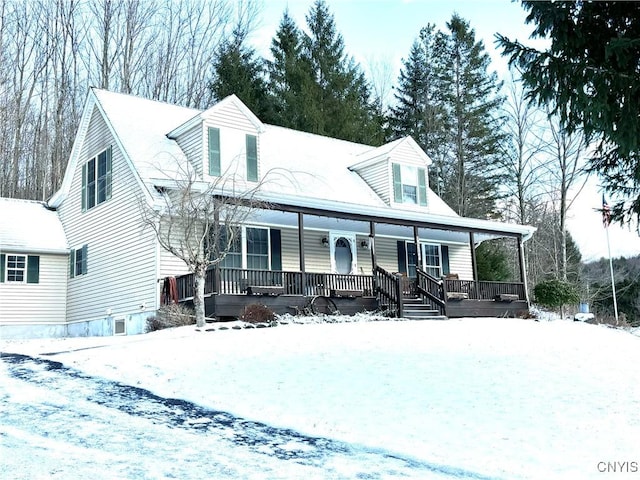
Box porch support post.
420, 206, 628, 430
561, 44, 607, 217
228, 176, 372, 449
213, 209, 220, 294
517, 234, 530, 304
369, 221, 376, 270
469, 232, 479, 299
413, 225, 421, 272
298, 212, 306, 295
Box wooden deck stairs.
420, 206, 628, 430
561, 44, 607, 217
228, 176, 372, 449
402, 296, 447, 321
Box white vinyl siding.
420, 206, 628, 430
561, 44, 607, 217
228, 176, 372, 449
353, 159, 389, 204
374, 237, 403, 273
355, 235, 373, 274
302, 230, 331, 273
159, 248, 191, 278
202, 100, 260, 182
205, 101, 258, 131
174, 124, 203, 176
56, 106, 158, 325
448, 244, 473, 280
158, 216, 195, 278
0, 254, 67, 324
392, 140, 426, 163
280, 228, 301, 271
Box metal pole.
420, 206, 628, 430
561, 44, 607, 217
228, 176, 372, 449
605, 225, 619, 324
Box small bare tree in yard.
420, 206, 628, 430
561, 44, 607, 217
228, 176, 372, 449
142, 162, 273, 328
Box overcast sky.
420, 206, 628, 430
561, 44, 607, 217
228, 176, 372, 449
251, 0, 640, 261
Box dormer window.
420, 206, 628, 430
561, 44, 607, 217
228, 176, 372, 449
392, 163, 427, 206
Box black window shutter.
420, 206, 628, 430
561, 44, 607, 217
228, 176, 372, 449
396, 240, 407, 274
208, 127, 221, 176
69, 249, 75, 278
82, 244, 88, 274
392, 163, 403, 203
0, 254, 5, 282
270, 229, 282, 271
441, 245, 450, 275
27, 255, 40, 284
81, 163, 87, 212
246, 134, 258, 181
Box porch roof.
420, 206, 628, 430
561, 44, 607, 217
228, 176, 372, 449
226, 190, 536, 241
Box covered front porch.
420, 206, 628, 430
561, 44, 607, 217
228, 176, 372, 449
165, 266, 528, 319
161, 197, 533, 320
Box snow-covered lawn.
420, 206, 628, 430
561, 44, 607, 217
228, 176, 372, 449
2, 317, 640, 479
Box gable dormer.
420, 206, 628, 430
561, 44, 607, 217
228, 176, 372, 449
349, 136, 432, 208
167, 95, 265, 183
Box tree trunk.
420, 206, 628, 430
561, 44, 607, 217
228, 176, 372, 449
194, 271, 206, 328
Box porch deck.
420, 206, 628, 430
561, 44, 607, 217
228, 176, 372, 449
163, 267, 528, 320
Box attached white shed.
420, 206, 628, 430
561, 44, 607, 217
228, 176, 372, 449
0, 198, 68, 338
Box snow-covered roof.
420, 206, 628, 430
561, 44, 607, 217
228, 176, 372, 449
0, 198, 68, 254
52, 88, 535, 240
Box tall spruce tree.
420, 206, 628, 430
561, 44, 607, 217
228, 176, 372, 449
390, 25, 449, 195
440, 15, 506, 218
267, 0, 383, 144
210, 27, 273, 121
391, 16, 506, 218
267, 10, 314, 131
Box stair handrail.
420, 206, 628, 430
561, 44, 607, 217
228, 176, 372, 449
373, 265, 404, 318
415, 269, 446, 315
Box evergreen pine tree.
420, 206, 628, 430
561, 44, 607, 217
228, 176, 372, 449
266, 0, 383, 144
210, 28, 273, 121
390, 25, 449, 195
267, 10, 311, 131
440, 14, 506, 219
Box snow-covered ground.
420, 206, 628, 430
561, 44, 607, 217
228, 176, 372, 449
2, 317, 640, 479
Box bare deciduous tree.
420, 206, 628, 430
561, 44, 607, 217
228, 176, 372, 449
543, 113, 587, 281
0, 0, 258, 201
141, 162, 282, 328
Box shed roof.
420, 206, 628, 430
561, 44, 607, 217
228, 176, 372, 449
0, 198, 68, 254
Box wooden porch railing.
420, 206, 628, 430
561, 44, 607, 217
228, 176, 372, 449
373, 265, 403, 317
443, 278, 526, 300
168, 268, 525, 312
416, 270, 446, 315
170, 268, 374, 301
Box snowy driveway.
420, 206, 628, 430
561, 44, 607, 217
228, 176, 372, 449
1, 351, 493, 480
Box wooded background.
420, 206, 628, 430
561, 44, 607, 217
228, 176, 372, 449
0, 0, 636, 323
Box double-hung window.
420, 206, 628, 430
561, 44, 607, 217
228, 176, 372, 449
69, 245, 88, 277
215, 226, 272, 270
82, 147, 112, 211
0, 254, 39, 283
6, 255, 25, 282
397, 242, 448, 279
246, 227, 268, 269
217, 228, 242, 269
422, 244, 442, 278
392, 163, 427, 206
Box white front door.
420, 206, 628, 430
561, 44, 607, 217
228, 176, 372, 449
329, 232, 357, 274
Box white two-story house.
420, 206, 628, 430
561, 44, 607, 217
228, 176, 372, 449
0, 88, 535, 338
